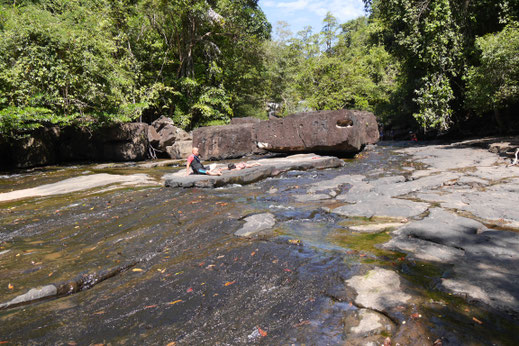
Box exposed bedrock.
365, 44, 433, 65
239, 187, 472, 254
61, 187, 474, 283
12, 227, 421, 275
193, 109, 379, 160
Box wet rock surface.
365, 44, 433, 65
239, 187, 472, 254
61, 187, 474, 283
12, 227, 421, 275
163, 154, 345, 188
1, 139, 519, 344
235, 213, 276, 237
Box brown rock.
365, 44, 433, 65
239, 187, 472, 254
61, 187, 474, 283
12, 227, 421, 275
230, 117, 262, 125
148, 126, 161, 148
151, 115, 175, 133
255, 109, 379, 154
9, 127, 60, 168
193, 123, 264, 160
102, 123, 149, 161
166, 140, 193, 159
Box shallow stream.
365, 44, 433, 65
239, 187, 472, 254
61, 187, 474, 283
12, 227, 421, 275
0, 143, 517, 344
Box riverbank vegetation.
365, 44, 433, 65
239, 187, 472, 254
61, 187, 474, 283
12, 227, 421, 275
1, 0, 518, 138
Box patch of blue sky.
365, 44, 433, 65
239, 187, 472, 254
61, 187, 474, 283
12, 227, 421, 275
259, 0, 366, 38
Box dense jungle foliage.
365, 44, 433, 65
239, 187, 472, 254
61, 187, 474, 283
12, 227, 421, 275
0, 0, 518, 137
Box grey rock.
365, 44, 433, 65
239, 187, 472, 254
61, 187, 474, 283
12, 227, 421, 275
382, 235, 465, 263
0, 285, 57, 309
332, 196, 428, 219
349, 309, 394, 337
164, 154, 344, 188
307, 174, 365, 194
294, 194, 331, 202
346, 268, 411, 311
349, 222, 405, 233
235, 213, 276, 237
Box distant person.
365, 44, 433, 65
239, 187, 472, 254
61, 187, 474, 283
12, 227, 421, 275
410, 132, 418, 142
227, 162, 262, 171
186, 147, 221, 176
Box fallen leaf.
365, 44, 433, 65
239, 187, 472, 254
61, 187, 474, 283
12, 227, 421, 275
157, 269, 166, 273
205, 265, 215, 269
217, 255, 225, 259
132, 268, 143, 272
175, 271, 184, 275
472, 316, 483, 325
224, 281, 236, 286
284, 269, 292, 272
67, 342, 77, 346
8, 283, 13, 290
144, 305, 158, 309
433, 339, 443, 346
250, 251, 256, 256
257, 326, 267, 337
48, 272, 54, 277
186, 288, 193, 293
168, 300, 183, 305
93, 310, 105, 315
272, 259, 278, 264
359, 253, 367, 257
288, 239, 300, 245
166, 342, 176, 346
411, 313, 420, 319
383, 337, 391, 346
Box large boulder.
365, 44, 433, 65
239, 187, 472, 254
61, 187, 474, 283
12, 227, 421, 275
7, 127, 61, 168
166, 140, 193, 159
101, 123, 149, 161
193, 123, 264, 160
151, 116, 191, 152
193, 110, 379, 160
147, 126, 161, 148
230, 117, 262, 125
255, 109, 379, 154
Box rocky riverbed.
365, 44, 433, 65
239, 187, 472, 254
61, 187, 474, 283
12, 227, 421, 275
1, 138, 519, 344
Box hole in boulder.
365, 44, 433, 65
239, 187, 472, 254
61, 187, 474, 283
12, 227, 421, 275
336, 118, 353, 128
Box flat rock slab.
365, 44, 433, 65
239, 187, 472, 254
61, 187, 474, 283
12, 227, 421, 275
0, 173, 159, 202
349, 222, 405, 233
235, 213, 276, 237
346, 267, 411, 312
163, 154, 345, 188
332, 196, 429, 219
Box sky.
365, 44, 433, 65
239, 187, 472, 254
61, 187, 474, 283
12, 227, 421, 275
258, 0, 366, 38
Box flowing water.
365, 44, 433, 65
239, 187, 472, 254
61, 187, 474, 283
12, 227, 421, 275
0, 143, 517, 345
